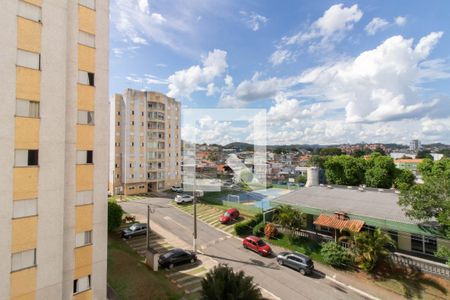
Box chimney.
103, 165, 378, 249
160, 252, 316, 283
305, 167, 319, 187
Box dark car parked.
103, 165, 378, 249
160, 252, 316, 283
276, 251, 314, 275
120, 223, 148, 239
158, 248, 197, 269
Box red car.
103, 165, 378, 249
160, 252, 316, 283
219, 208, 240, 224
243, 236, 272, 256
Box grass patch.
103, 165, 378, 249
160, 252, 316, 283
264, 233, 325, 264
107, 235, 183, 300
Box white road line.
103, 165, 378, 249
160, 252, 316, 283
324, 275, 381, 300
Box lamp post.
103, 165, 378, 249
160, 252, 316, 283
193, 181, 197, 254
146, 204, 154, 250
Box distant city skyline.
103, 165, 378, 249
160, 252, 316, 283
110, 0, 450, 145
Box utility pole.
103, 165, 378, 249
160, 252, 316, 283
193, 181, 197, 254
146, 204, 150, 250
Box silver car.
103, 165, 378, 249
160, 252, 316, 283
277, 251, 314, 275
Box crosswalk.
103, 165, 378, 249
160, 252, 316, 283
173, 203, 249, 235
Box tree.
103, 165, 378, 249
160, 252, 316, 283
295, 175, 307, 184
340, 228, 394, 272
319, 147, 342, 156
307, 155, 326, 168
416, 150, 433, 160
108, 201, 124, 232
320, 242, 352, 269
364, 154, 396, 188
324, 155, 365, 186
201, 264, 266, 300
393, 168, 415, 190
436, 246, 450, 267
273, 205, 305, 243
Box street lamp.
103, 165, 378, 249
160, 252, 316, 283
146, 204, 155, 250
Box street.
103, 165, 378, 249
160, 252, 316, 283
120, 197, 370, 300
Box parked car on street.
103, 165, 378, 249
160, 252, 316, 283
174, 194, 194, 204
277, 251, 314, 275
219, 208, 240, 224
158, 248, 197, 269
242, 235, 272, 256
171, 186, 183, 193
120, 223, 148, 239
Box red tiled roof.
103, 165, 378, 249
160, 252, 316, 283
313, 214, 364, 232
395, 159, 423, 164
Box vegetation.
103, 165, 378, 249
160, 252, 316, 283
436, 246, 450, 266
252, 222, 265, 237
319, 147, 342, 156
264, 223, 278, 239
340, 228, 394, 272
393, 168, 416, 190
364, 153, 397, 188
273, 205, 305, 243
108, 200, 124, 232
234, 214, 263, 236
295, 175, 307, 184
307, 155, 326, 168
201, 264, 265, 300
265, 234, 325, 263
320, 242, 352, 269
324, 155, 366, 186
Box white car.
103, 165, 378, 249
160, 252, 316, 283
171, 186, 183, 193
174, 194, 194, 204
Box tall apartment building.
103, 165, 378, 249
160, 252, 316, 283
111, 89, 182, 195
0, 1, 108, 299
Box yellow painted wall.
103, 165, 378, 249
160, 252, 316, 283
75, 205, 93, 233
76, 125, 94, 150
17, 17, 41, 53
10, 267, 36, 299
16, 67, 40, 101
76, 165, 94, 191
398, 232, 411, 252
124, 183, 147, 195
15, 117, 40, 149
73, 289, 93, 300
12, 292, 36, 300
74, 245, 93, 278
23, 0, 42, 6
77, 84, 95, 111
11, 216, 37, 252
79, 6, 96, 35
13, 167, 38, 200
78, 45, 96, 73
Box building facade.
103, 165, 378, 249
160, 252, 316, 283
111, 89, 182, 195
0, 0, 108, 299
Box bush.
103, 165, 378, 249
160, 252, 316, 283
234, 214, 263, 237
108, 201, 124, 232
264, 223, 278, 239
252, 222, 265, 237
320, 242, 352, 269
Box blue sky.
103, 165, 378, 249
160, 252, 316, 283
110, 0, 450, 145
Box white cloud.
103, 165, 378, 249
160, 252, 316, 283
138, 0, 149, 14
365, 17, 389, 35
298, 32, 447, 123
151, 13, 166, 24
269, 49, 294, 66
206, 83, 215, 96
395, 16, 407, 26
126, 74, 168, 85
224, 75, 234, 90
167, 49, 228, 98
131, 36, 148, 45
240, 11, 268, 31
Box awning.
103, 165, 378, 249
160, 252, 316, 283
313, 214, 365, 232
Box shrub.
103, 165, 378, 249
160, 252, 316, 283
252, 222, 265, 237
264, 223, 278, 239
234, 213, 263, 237
320, 242, 352, 269
108, 201, 124, 232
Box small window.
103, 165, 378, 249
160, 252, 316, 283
17, 50, 40, 70
78, 71, 95, 86
13, 199, 37, 218
79, 0, 95, 10
76, 191, 93, 206
77, 150, 93, 164
15, 149, 38, 166
86, 151, 93, 163
16, 99, 39, 118
73, 275, 91, 294
77, 111, 94, 125
11, 249, 36, 272
18, 0, 41, 22
78, 31, 95, 48
75, 231, 92, 247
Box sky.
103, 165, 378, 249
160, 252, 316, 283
110, 0, 450, 146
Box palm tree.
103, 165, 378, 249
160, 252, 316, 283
273, 204, 305, 243
340, 228, 394, 272
201, 264, 266, 300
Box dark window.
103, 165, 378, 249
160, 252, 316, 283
86, 151, 93, 164
411, 234, 424, 253
132, 110, 134, 115
424, 236, 437, 255
117, 122, 120, 126
118, 111, 120, 115
88, 73, 95, 86
73, 279, 77, 294
28, 150, 39, 165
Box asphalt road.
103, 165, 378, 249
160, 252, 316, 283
120, 197, 368, 300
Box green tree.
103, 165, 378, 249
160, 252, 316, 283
201, 264, 266, 300
273, 205, 305, 243
393, 168, 415, 190
320, 242, 352, 269
436, 246, 450, 267
324, 155, 365, 186
320, 147, 342, 156
295, 175, 307, 184
307, 155, 326, 168
416, 150, 433, 160
365, 154, 396, 188
340, 228, 394, 272
108, 201, 124, 232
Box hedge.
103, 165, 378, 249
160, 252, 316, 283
234, 213, 263, 237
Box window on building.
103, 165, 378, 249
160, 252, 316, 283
78, 71, 95, 86
117, 122, 120, 126
17, 49, 40, 70
77, 150, 93, 164
79, 0, 96, 10
73, 275, 91, 294
16, 99, 39, 118
77, 111, 94, 125
76, 191, 93, 206
18, 0, 41, 22
78, 31, 95, 48
411, 234, 437, 255
75, 231, 92, 247
424, 236, 437, 255
13, 198, 37, 218
15, 149, 38, 166
11, 249, 36, 272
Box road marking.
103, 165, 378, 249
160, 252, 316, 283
178, 277, 203, 288
324, 275, 381, 300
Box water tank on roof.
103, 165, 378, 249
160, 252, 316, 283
305, 167, 319, 187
